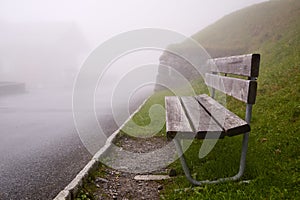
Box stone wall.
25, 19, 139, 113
154, 45, 209, 92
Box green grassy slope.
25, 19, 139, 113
76, 1, 300, 199
125, 0, 300, 199
158, 0, 300, 199
192, 0, 300, 58
128, 1, 300, 199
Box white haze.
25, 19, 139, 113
0, 0, 268, 90
1, 2, 271, 198
0, 0, 268, 150
0, 0, 267, 149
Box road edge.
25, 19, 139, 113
53, 97, 150, 200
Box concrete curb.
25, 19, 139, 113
54, 97, 150, 200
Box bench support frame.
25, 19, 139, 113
174, 103, 253, 185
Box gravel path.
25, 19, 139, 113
79, 135, 177, 200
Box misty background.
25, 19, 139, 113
0, 0, 267, 89
0, 0, 268, 199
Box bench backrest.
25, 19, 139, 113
205, 54, 260, 104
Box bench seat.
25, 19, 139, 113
165, 94, 250, 140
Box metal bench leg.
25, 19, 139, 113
173, 104, 253, 185
174, 133, 249, 185
174, 138, 210, 185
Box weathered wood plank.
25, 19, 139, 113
208, 54, 260, 77
180, 96, 225, 139
195, 94, 250, 136
165, 96, 193, 139
205, 73, 257, 104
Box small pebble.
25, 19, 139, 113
158, 185, 163, 190
95, 177, 109, 183
169, 169, 177, 177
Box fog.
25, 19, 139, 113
0, 0, 268, 199
0, 0, 267, 90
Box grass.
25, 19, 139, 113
191, 0, 300, 58
116, 49, 300, 199
75, 163, 108, 200
76, 0, 300, 199
133, 53, 299, 200
140, 63, 299, 200
120, 1, 300, 199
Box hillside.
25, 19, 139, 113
76, 1, 300, 199
192, 0, 300, 58
158, 0, 300, 198
155, 0, 300, 92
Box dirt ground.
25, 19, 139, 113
85, 135, 177, 200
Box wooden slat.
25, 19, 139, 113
195, 94, 250, 136
205, 73, 257, 104
180, 96, 225, 139
165, 96, 193, 139
208, 54, 260, 77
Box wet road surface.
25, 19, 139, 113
0, 88, 148, 199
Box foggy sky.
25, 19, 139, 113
1, 0, 268, 45
0, 0, 268, 88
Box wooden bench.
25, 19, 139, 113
165, 54, 260, 185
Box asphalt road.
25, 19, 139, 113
0, 88, 149, 199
